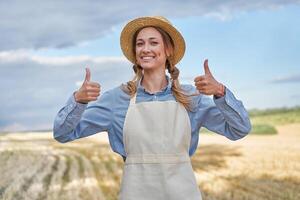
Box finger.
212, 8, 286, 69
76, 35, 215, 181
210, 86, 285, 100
204, 59, 212, 75
194, 75, 205, 82
84, 67, 91, 82
195, 81, 207, 87
88, 82, 101, 88
198, 87, 210, 94
88, 96, 98, 101
86, 87, 101, 93
197, 88, 206, 94
195, 83, 207, 90
87, 92, 100, 97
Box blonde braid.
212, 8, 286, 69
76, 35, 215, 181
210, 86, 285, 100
166, 59, 193, 111
121, 64, 143, 97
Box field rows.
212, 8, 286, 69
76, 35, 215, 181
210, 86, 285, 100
0, 138, 111, 200
1, 124, 300, 200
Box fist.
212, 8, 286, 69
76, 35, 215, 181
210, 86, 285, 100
194, 59, 223, 96
74, 68, 101, 104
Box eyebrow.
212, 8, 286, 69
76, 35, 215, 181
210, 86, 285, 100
136, 37, 158, 41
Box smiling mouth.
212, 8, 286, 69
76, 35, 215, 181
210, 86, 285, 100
141, 56, 155, 61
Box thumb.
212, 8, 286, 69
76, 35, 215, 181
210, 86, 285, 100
203, 59, 212, 75
84, 67, 91, 82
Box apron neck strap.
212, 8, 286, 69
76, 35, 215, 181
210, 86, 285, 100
130, 92, 137, 105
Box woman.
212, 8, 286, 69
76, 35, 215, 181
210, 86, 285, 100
53, 16, 251, 200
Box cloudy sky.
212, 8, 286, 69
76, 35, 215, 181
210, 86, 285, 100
1, 0, 300, 132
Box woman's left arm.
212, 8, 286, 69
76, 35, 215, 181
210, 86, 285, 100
193, 59, 252, 140
198, 88, 252, 140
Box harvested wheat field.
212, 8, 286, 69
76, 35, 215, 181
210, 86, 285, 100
0, 124, 299, 200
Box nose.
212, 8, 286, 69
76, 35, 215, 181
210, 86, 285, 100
142, 43, 151, 53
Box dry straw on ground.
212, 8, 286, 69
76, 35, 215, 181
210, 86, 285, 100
0, 124, 299, 200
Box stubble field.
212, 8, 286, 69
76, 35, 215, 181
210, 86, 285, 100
0, 124, 299, 200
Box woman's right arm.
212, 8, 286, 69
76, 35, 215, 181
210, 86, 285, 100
53, 68, 113, 143
53, 90, 113, 143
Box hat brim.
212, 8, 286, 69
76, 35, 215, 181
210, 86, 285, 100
120, 16, 185, 65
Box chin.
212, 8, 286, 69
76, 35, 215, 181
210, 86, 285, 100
140, 62, 164, 70
140, 63, 156, 69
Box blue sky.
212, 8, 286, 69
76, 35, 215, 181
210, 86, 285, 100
0, 1, 299, 132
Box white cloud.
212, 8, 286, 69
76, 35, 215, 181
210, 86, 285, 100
1, 0, 299, 132
0, 51, 133, 132
270, 74, 300, 83
31, 55, 127, 66
0, 0, 299, 51
0, 50, 128, 66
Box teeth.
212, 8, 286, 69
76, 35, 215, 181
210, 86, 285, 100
142, 56, 154, 60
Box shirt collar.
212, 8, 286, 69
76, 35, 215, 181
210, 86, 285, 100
137, 75, 172, 95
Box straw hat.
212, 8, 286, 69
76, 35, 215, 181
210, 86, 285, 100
120, 16, 186, 65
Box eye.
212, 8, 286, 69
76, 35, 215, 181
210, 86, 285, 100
136, 42, 143, 47
151, 42, 158, 45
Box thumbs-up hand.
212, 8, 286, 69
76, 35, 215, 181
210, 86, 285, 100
74, 68, 101, 104
194, 59, 224, 96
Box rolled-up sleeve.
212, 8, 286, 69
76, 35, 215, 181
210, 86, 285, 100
53, 90, 113, 143
197, 87, 251, 140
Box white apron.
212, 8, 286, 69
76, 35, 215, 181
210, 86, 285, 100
118, 93, 202, 200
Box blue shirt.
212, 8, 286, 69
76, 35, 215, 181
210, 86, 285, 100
53, 75, 251, 159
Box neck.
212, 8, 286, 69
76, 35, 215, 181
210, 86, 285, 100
141, 68, 168, 94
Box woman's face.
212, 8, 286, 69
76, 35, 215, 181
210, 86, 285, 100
135, 27, 169, 70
